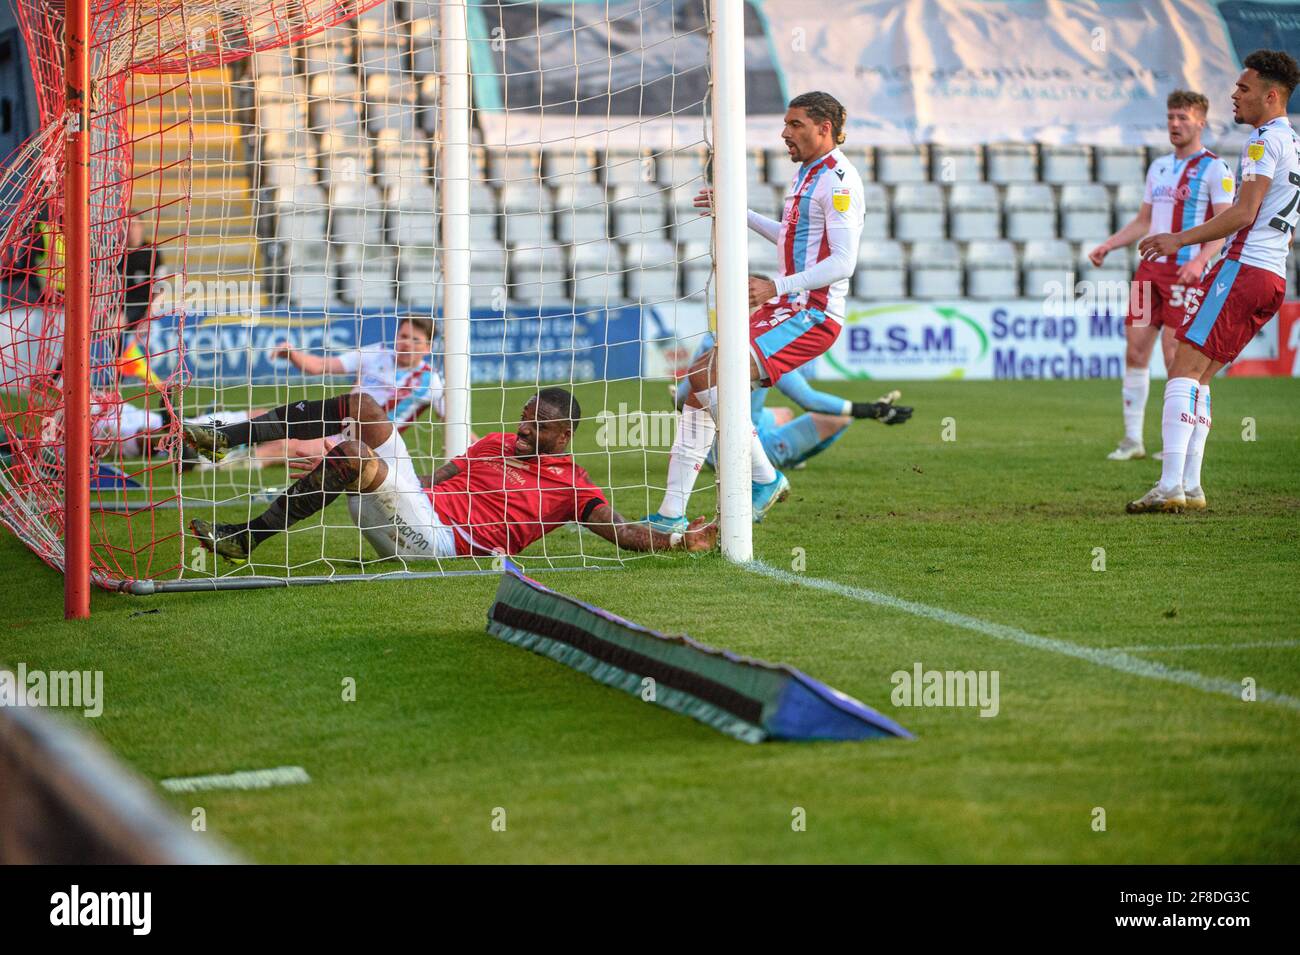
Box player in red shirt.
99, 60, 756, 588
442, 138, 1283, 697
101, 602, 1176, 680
185, 388, 717, 562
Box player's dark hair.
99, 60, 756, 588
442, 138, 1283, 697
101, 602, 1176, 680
1166, 89, 1209, 116
400, 315, 435, 342
1243, 49, 1300, 99
788, 91, 847, 145
536, 387, 581, 432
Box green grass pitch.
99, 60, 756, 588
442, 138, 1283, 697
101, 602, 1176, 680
2, 376, 1297, 863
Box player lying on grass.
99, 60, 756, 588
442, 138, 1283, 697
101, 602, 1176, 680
1088, 89, 1233, 462
195, 316, 460, 470
644, 90, 866, 533
675, 331, 912, 471
1129, 49, 1299, 513
184, 387, 717, 562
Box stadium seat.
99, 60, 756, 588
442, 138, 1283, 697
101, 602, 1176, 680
1095, 146, 1148, 185
395, 254, 439, 307
746, 148, 766, 185
406, 17, 434, 70
338, 254, 398, 307
624, 239, 680, 302
571, 240, 623, 303
679, 241, 712, 299
892, 183, 946, 242
329, 182, 385, 247
499, 181, 554, 248
602, 148, 654, 187
553, 181, 611, 243
307, 70, 359, 101
318, 147, 370, 188
467, 182, 500, 242
748, 185, 780, 221
492, 147, 543, 185
670, 185, 712, 244
1060, 184, 1112, 241
374, 137, 431, 188
387, 182, 437, 249
260, 159, 313, 189
509, 244, 569, 305
285, 264, 334, 308
657, 147, 709, 186
1004, 183, 1056, 241
965, 240, 1019, 299
765, 147, 792, 185
252, 49, 296, 79
1076, 239, 1130, 291
909, 240, 963, 299
254, 73, 305, 103
541, 147, 601, 184
609, 183, 670, 241
468, 242, 508, 296
1041, 144, 1092, 184
748, 239, 781, 280
855, 239, 906, 299
273, 184, 328, 244
860, 183, 890, 242
837, 146, 875, 182
876, 144, 930, 183
948, 183, 1001, 241
367, 103, 422, 140
931, 145, 984, 182
1021, 239, 1074, 298
1113, 181, 1145, 226
262, 128, 314, 159
986, 143, 1038, 184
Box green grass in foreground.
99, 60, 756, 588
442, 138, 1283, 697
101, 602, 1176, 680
2, 377, 1298, 862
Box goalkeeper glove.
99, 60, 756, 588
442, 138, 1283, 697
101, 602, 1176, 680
851, 389, 913, 425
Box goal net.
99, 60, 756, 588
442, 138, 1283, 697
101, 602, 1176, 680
0, 0, 731, 593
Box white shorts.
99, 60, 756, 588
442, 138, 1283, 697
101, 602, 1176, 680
344, 426, 458, 559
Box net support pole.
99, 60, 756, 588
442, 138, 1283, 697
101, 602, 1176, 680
63, 0, 91, 618
709, 0, 753, 561
440, 0, 472, 458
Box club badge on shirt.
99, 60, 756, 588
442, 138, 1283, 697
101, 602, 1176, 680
1222, 177, 1234, 193
831, 187, 851, 213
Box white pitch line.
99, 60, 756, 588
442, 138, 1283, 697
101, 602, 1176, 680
1113, 640, 1300, 653
160, 765, 311, 794
744, 561, 1300, 713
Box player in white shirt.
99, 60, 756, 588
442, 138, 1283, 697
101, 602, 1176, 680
1089, 90, 1235, 461
644, 91, 873, 533
1130, 50, 1300, 513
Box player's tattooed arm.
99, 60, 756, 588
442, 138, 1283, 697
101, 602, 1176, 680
581, 503, 718, 553
420, 460, 462, 489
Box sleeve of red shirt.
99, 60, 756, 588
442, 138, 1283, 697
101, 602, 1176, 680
572, 467, 609, 523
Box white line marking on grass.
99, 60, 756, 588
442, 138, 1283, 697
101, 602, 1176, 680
744, 561, 1300, 713
1113, 640, 1300, 653
160, 766, 311, 794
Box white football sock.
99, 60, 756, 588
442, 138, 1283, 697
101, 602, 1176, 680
1157, 377, 1200, 492
1121, 365, 1149, 445
1182, 384, 1211, 491
750, 428, 777, 485
659, 402, 716, 519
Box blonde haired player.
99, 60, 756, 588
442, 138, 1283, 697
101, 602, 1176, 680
1090, 90, 1235, 462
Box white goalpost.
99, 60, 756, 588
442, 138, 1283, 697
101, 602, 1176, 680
0, 0, 756, 604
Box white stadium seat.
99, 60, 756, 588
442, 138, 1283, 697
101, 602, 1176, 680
541, 147, 601, 184
987, 143, 1038, 184
948, 183, 1001, 241
329, 182, 384, 246
1076, 239, 1130, 291
624, 239, 680, 302
467, 183, 499, 242
855, 239, 906, 299
387, 182, 437, 248
1004, 183, 1056, 241
553, 181, 611, 243
1095, 146, 1148, 186
499, 181, 554, 248
1060, 183, 1113, 241
609, 184, 670, 241
966, 240, 1019, 299
678, 241, 712, 299
338, 255, 398, 307
1041, 144, 1092, 184
468, 242, 508, 298
671, 185, 712, 244
285, 263, 334, 308
1114, 181, 1145, 225
892, 183, 945, 242
602, 148, 654, 187
571, 240, 623, 303
837, 146, 875, 183
656, 147, 709, 186
931, 145, 984, 182
876, 144, 930, 183
860, 182, 890, 242
508, 244, 569, 306
395, 254, 439, 307
1021, 239, 1074, 298
909, 240, 963, 299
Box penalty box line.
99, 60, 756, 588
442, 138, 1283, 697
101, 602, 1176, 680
743, 561, 1300, 713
